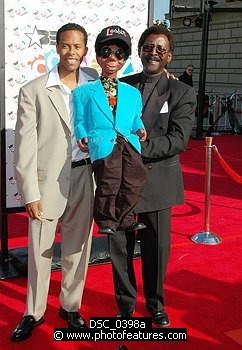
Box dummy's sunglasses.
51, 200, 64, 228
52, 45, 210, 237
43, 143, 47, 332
142, 44, 169, 56
99, 47, 127, 60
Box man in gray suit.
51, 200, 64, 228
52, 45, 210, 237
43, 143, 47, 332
109, 25, 196, 326
10, 23, 98, 342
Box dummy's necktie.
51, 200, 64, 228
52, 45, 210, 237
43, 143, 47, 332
100, 76, 118, 115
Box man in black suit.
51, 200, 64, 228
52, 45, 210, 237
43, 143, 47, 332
108, 25, 196, 327
178, 64, 194, 87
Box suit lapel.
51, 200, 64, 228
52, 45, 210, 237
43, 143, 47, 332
47, 87, 70, 130
142, 74, 170, 134
115, 81, 127, 120
91, 80, 114, 122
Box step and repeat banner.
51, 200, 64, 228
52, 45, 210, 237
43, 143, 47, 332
3, 0, 152, 210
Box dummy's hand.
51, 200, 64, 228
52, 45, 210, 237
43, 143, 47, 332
26, 200, 43, 221
164, 68, 178, 80
77, 137, 89, 152
137, 129, 147, 142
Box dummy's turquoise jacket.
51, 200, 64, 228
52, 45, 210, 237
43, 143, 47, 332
73, 79, 144, 162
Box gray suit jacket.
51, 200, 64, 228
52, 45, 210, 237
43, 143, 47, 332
121, 73, 197, 213
14, 67, 98, 219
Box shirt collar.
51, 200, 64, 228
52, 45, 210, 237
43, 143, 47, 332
46, 64, 95, 89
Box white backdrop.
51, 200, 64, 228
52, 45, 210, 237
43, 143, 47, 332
3, 0, 152, 209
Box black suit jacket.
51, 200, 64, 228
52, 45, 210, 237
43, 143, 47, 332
178, 71, 193, 87
120, 73, 197, 213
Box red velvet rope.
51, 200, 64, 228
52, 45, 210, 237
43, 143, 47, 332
213, 146, 242, 185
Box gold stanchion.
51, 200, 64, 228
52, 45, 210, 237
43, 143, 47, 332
191, 137, 222, 244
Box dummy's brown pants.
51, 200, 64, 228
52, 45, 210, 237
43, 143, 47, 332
92, 136, 147, 231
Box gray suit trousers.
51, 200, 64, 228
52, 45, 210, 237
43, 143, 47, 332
24, 164, 94, 320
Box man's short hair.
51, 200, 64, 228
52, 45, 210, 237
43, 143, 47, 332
56, 23, 88, 45
138, 25, 174, 53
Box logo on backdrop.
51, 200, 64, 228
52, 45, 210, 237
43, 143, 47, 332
25, 25, 57, 48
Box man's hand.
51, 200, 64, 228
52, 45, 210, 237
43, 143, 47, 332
26, 200, 43, 221
164, 68, 178, 80
77, 137, 89, 152
137, 128, 147, 142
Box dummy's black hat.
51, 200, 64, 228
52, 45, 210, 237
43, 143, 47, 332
95, 25, 131, 53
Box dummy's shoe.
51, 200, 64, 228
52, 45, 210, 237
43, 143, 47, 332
98, 226, 115, 235
10, 316, 44, 342
126, 222, 146, 232
116, 311, 134, 318
118, 345, 129, 350
146, 306, 170, 327
59, 307, 87, 328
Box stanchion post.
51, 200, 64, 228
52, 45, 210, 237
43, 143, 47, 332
191, 136, 222, 244
204, 136, 212, 233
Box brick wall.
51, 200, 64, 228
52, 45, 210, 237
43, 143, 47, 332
167, 0, 242, 94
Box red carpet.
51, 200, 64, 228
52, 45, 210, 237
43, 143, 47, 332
1, 134, 242, 349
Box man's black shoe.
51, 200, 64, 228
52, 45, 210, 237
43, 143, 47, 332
147, 306, 170, 327
98, 226, 115, 235
116, 311, 133, 318
10, 316, 44, 342
126, 222, 146, 232
59, 307, 87, 328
